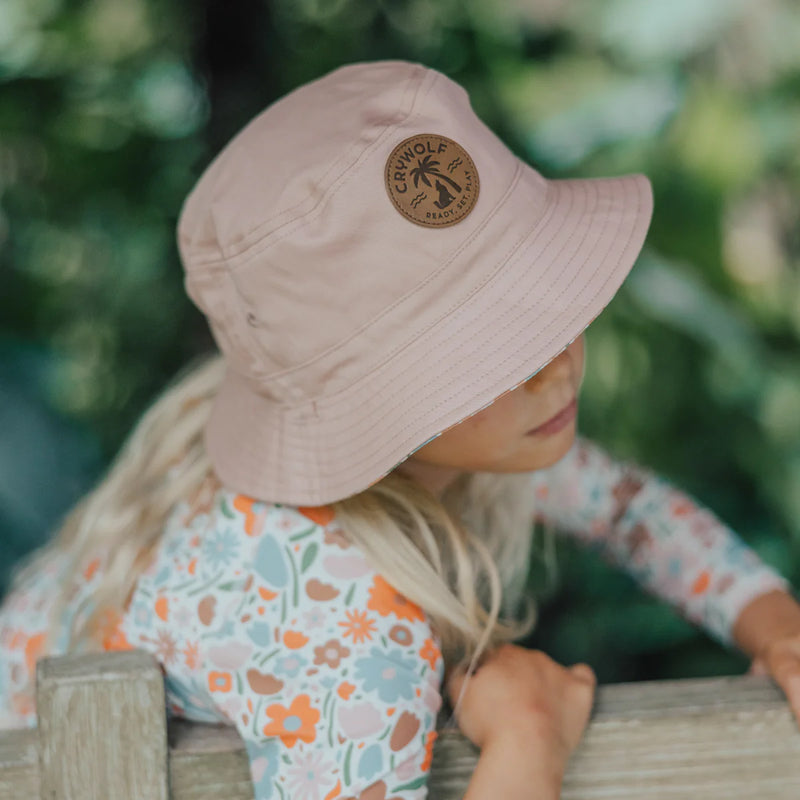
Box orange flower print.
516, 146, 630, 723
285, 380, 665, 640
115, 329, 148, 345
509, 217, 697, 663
337, 681, 356, 700
23, 633, 46, 677
692, 570, 711, 595
419, 638, 441, 670
258, 586, 279, 601
263, 694, 320, 748
154, 596, 169, 621
671, 498, 696, 517
183, 640, 200, 669
94, 609, 133, 654
297, 505, 335, 527
324, 779, 342, 800
232, 495, 266, 537
338, 609, 377, 644
208, 671, 233, 693
367, 575, 424, 622
420, 730, 438, 772
102, 622, 133, 653
283, 630, 310, 649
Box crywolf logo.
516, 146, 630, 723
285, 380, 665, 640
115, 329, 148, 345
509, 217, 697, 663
384, 134, 480, 228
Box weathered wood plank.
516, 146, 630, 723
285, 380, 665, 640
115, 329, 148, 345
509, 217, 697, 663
168, 720, 254, 800
0, 727, 38, 800
2, 653, 800, 799
36, 650, 169, 800
165, 674, 800, 799
561, 674, 800, 800
429, 674, 800, 799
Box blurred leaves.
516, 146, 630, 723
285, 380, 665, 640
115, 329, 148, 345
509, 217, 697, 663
1, 0, 799, 683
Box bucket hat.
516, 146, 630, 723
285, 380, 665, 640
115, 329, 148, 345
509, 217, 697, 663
177, 60, 653, 506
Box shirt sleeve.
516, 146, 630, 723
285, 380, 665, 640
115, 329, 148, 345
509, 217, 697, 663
528, 436, 794, 648
120, 489, 444, 800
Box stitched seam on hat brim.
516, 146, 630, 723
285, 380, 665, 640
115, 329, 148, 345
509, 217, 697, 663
183, 65, 434, 267
407, 178, 642, 430
331, 177, 648, 444
221, 176, 644, 475
220, 180, 646, 503
346, 179, 645, 482
262, 177, 645, 494
276, 175, 640, 448
346, 180, 647, 496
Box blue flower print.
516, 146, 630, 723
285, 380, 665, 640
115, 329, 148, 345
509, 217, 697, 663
152, 564, 172, 586
245, 739, 281, 799
129, 598, 152, 629
247, 622, 274, 647
357, 743, 383, 781
203, 528, 240, 569
254, 534, 288, 588
354, 647, 417, 704
319, 674, 338, 690
274, 653, 308, 678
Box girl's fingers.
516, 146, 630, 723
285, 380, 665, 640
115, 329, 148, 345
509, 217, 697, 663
569, 663, 596, 685
761, 640, 800, 727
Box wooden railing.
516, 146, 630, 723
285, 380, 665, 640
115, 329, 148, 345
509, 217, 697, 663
1, 649, 800, 799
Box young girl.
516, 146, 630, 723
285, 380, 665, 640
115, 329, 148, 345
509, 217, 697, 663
2, 60, 800, 800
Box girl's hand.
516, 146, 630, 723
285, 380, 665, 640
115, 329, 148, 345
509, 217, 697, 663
734, 588, 800, 728
747, 639, 800, 725
445, 642, 596, 759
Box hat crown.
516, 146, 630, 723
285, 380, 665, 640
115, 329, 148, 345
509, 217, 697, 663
178, 61, 526, 403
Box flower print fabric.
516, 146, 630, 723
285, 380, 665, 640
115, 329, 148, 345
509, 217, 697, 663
529, 436, 793, 647
118, 493, 444, 800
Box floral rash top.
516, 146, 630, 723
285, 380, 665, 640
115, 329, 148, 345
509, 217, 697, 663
0, 436, 793, 800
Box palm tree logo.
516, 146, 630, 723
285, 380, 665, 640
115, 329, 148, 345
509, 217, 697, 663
385, 134, 480, 228
409, 155, 462, 209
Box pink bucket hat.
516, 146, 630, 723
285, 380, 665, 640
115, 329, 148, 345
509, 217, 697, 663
177, 60, 653, 506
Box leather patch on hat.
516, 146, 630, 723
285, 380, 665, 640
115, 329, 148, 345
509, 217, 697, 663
385, 134, 479, 228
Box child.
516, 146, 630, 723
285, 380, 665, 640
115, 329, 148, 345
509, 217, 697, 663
2, 60, 800, 800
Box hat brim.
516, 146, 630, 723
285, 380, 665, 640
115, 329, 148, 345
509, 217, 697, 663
205, 167, 653, 505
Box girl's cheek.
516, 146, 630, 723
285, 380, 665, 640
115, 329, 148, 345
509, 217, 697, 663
572, 338, 587, 385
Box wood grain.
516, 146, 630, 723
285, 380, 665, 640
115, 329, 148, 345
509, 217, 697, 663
36, 651, 169, 800
1, 652, 799, 798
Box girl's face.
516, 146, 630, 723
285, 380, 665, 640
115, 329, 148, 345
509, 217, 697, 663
395, 335, 585, 496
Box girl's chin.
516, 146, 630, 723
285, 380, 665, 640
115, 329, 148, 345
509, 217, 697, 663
469, 426, 577, 473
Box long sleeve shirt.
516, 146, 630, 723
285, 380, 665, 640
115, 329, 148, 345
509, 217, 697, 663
529, 437, 792, 648
0, 436, 793, 799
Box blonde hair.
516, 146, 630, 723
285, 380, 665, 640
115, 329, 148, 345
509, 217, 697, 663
11, 351, 557, 700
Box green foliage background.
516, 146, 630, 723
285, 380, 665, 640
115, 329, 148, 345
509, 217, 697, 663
2, 0, 799, 684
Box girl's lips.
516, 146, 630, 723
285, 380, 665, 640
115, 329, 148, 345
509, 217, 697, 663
525, 398, 577, 436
